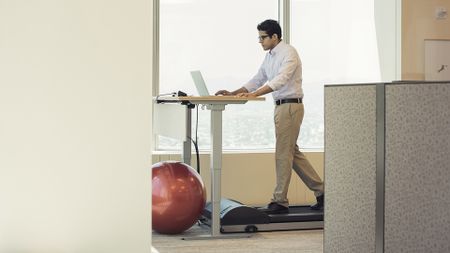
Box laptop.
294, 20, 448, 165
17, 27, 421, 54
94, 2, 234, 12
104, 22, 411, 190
190, 70, 211, 96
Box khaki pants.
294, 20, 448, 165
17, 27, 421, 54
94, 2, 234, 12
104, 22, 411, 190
272, 103, 324, 207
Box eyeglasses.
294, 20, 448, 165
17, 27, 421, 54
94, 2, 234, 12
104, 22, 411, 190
258, 35, 270, 41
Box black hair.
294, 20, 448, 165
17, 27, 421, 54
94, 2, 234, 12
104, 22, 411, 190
257, 19, 282, 40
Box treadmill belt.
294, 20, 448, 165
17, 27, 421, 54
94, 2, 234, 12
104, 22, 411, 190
269, 205, 323, 223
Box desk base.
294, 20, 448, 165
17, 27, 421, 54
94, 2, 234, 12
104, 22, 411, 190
180, 223, 252, 240
181, 233, 252, 240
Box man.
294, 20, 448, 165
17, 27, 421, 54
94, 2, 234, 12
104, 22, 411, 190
215, 19, 324, 214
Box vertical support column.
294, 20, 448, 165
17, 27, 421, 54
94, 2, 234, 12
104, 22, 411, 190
209, 104, 225, 237
278, 0, 290, 44
152, 0, 159, 96
375, 84, 386, 253
181, 105, 192, 165
152, 0, 160, 151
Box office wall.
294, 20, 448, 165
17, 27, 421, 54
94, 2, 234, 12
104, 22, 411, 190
0, 1, 153, 252
402, 0, 450, 80
152, 152, 323, 206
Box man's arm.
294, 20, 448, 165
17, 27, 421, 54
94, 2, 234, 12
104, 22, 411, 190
216, 56, 267, 96
215, 87, 248, 96
237, 85, 273, 98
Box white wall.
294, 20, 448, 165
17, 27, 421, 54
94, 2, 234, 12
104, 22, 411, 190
0, 1, 152, 252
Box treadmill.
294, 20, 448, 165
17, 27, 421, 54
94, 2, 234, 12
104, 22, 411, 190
200, 198, 323, 233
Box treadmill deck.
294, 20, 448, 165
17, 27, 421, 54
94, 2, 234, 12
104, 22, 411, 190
200, 199, 323, 233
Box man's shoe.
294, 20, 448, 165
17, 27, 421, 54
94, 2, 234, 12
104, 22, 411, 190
258, 202, 289, 214
310, 194, 324, 210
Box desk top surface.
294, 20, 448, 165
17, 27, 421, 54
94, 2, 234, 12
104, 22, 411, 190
156, 95, 265, 104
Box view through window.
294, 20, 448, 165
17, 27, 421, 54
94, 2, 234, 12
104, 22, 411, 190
158, 0, 278, 150
290, 0, 381, 149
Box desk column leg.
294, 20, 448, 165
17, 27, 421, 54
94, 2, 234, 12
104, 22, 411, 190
182, 106, 192, 165
210, 104, 225, 237
182, 103, 250, 240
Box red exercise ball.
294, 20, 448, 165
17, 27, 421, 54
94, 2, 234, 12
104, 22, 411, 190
152, 161, 206, 234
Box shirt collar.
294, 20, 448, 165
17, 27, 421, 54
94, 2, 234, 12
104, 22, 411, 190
269, 40, 284, 55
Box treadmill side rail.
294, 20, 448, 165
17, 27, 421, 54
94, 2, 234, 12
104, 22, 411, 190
221, 221, 324, 233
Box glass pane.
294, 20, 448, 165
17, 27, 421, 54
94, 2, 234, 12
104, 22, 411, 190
159, 0, 278, 150
291, 0, 381, 149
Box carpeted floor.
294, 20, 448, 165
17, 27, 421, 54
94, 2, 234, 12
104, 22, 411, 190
152, 224, 323, 253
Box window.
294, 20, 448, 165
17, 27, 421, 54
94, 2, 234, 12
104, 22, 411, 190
158, 0, 278, 150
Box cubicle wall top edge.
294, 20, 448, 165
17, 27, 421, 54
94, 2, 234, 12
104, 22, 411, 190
388, 80, 450, 85
325, 82, 388, 88
325, 81, 450, 88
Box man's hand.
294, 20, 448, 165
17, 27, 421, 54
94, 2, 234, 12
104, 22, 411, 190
215, 90, 233, 96
237, 92, 258, 98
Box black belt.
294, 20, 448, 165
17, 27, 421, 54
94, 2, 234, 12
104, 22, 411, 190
275, 98, 302, 105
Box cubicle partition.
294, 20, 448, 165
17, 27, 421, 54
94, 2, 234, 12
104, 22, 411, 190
324, 81, 450, 253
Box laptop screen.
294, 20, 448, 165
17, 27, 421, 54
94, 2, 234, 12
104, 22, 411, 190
190, 70, 210, 96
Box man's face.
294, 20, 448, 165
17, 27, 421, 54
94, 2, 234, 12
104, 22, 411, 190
258, 30, 277, 51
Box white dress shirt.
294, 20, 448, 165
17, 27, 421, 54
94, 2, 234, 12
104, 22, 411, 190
244, 41, 303, 101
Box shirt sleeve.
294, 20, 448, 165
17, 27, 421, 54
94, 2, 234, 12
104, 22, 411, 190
244, 61, 268, 92
266, 49, 299, 91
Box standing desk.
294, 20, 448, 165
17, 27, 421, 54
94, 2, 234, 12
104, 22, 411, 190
155, 95, 265, 239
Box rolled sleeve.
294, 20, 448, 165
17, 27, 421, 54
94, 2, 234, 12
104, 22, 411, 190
266, 53, 299, 91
